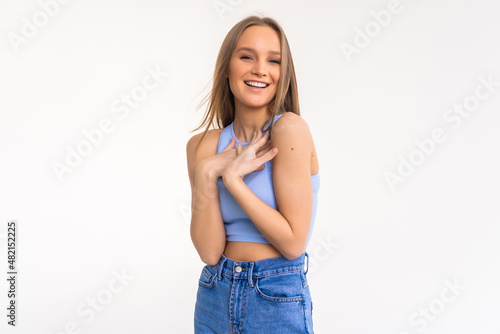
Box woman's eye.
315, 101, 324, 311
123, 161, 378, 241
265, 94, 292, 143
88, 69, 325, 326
240, 56, 280, 64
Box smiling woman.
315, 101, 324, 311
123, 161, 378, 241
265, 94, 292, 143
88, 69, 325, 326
186, 15, 319, 333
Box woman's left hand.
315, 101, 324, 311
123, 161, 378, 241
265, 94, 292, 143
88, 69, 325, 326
222, 129, 278, 182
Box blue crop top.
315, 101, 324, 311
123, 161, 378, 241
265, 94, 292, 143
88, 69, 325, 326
216, 113, 320, 247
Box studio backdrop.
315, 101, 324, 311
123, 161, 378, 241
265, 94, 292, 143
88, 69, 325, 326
1, 0, 499, 333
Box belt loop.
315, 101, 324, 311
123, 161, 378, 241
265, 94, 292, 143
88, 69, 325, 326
304, 252, 309, 275
247, 262, 254, 287
217, 255, 227, 280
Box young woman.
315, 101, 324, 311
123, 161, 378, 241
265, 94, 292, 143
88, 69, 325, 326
186, 15, 320, 333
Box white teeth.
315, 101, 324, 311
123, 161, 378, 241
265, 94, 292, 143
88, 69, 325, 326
245, 81, 268, 88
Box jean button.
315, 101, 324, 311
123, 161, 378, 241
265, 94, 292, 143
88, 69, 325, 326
235, 266, 242, 273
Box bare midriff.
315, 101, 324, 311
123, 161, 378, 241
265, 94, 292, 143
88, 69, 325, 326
223, 241, 283, 261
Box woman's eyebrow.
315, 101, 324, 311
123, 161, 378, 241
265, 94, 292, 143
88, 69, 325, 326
235, 47, 280, 55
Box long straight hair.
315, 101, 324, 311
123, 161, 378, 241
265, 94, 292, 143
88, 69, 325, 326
191, 15, 300, 152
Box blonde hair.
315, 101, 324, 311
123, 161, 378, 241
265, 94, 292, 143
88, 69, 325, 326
191, 15, 300, 151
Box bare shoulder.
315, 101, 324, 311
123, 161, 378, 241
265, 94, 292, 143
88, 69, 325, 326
186, 128, 224, 187
272, 111, 313, 144
271, 111, 319, 174
186, 128, 224, 165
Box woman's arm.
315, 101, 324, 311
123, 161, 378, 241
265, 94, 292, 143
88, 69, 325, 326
222, 113, 315, 260
186, 132, 229, 266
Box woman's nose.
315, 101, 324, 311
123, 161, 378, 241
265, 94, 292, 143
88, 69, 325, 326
252, 60, 267, 76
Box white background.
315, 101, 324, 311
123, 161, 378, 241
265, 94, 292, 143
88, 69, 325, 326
1, 0, 499, 333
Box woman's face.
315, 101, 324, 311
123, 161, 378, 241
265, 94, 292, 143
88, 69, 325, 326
228, 25, 281, 112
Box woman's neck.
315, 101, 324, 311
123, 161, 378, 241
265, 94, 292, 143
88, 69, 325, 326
232, 109, 272, 143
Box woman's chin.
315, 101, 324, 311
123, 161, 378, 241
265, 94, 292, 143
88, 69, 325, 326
241, 100, 272, 109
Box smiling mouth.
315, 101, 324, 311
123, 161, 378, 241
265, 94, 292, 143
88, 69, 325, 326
244, 81, 270, 88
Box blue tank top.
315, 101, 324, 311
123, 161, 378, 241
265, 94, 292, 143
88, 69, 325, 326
216, 113, 320, 246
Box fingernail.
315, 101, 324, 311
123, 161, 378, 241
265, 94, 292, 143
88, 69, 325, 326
272, 148, 278, 154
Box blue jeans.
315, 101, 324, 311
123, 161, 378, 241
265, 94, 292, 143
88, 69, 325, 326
194, 251, 314, 333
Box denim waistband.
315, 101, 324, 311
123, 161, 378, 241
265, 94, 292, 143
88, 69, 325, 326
213, 252, 310, 287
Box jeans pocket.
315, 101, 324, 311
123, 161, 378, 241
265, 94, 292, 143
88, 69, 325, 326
198, 264, 217, 288
254, 270, 304, 303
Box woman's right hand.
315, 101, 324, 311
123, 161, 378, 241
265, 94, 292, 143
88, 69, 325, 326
199, 134, 272, 179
